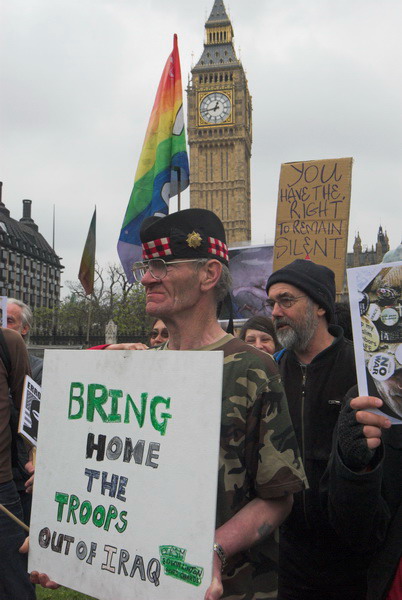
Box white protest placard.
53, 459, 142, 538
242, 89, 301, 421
29, 350, 223, 599
0, 296, 7, 328
19, 375, 41, 446
347, 261, 402, 424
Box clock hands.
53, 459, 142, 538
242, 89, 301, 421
201, 101, 222, 115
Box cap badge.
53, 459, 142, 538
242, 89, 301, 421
186, 231, 202, 248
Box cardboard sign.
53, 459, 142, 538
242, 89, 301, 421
19, 375, 41, 446
273, 158, 352, 293
347, 261, 402, 424
0, 296, 7, 328
29, 350, 223, 599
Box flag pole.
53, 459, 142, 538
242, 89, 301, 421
173, 166, 181, 211
86, 295, 92, 347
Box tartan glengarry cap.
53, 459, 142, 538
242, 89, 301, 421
139, 209, 229, 265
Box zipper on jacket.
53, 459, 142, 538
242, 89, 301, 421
300, 364, 309, 526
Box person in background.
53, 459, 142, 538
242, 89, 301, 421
0, 327, 34, 600
265, 258, 364, 600
89, 318, 169, 350
7, 298, 42, 383
148, 318, 169, 347
325, 382, 400, 599
238, 315, 282, 598
7, 299, 40, 526
334, 301, 353, 341
239, 315, 280, 355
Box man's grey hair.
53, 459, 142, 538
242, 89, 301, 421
195, 259, 232, 303
7, 298, 33, 329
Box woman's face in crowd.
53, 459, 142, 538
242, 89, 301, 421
244, 329, 276, 355
149, 319, 169, 347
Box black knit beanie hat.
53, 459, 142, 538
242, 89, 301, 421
266, 259, 336, 323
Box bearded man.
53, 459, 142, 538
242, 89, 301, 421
266, 259, 368, 600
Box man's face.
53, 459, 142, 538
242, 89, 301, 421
141, 260, 202, 320
7, 304, 29, 337
374, 369, 402, 418
267, 283, 319, 352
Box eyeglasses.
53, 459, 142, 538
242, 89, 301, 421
265, 295, 306, 310
132, 258, 200, 282
149, 328, 169, 339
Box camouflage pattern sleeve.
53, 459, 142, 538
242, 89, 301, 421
254, 371, 307, 499
217, 337, 307, 527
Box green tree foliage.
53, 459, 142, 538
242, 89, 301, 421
32, 263, 148, 340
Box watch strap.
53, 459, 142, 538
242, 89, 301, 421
213, 543, 227, 571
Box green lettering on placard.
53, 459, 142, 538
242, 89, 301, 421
108, 389, 123, 422
54, 492, 69, 521
68, 383, 84, 419
104, 505, 118, 531
92, 505, 106, 528
87, 384, 109, 422
150, 396, 172, 436
79, 500, 92, 525
115, 511, 128, 533
124, 392, 147, 427
67, 495, 80, 524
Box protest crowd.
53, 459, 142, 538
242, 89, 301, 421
0, 207, 400, 600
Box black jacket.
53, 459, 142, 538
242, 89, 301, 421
325, 382, 402, 600
276, 326, 372, 592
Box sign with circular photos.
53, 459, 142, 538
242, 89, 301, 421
367, 303, 381, 322
368, 352, 395, 382
361, 315, 380, 352
376, 287, 399, 305
358, 292, 370, 316
395, 343, 402, 366
380, 307, 399, 328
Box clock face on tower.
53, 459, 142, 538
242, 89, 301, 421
199, 92, 232, 124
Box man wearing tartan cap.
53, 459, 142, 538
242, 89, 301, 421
137, 209, 307, 600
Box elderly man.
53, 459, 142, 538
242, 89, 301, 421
7, 298, 41, 525
7, 298, 42, 384
32, 209, 306, 600
0, 327, 34, 600
265, 259, 363, 600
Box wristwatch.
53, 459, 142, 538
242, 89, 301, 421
213, 543, 227, 571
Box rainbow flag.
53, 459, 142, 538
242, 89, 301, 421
78, 208, 96, 295
117, 34, 190, 280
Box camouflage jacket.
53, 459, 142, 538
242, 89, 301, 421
159, 333, 306, 599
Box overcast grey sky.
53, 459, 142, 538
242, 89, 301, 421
1, 0, 401, 293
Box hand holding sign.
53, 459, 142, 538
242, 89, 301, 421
351, 396, 392, 447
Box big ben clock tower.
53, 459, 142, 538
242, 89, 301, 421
187, 0, 252, 244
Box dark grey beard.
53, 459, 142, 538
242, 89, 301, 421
275, 301, 318, 352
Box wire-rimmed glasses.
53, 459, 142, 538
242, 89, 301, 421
265, 295, 306, 310
132, 258, 200, 282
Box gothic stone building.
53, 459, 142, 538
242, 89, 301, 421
347, 226, 390, 268
187, 0, 252, 245
0, 183, 63, 308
